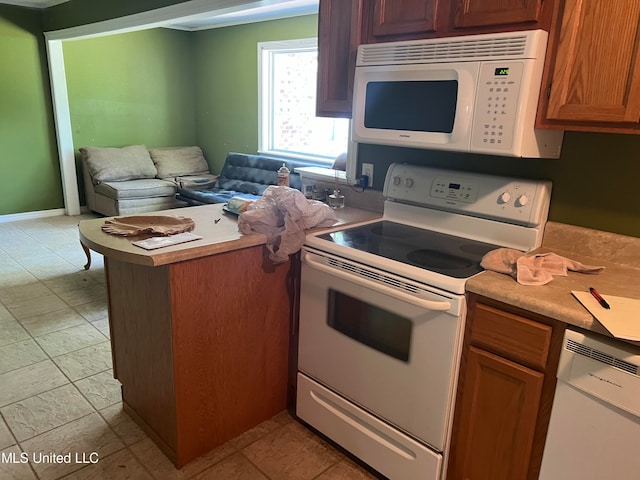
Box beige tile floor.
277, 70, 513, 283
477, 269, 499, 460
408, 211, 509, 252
0, 214, 380, 480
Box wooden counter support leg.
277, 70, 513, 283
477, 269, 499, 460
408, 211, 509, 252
81, 241, 92, 270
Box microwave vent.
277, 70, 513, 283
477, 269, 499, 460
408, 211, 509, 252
358, 33, 535, 66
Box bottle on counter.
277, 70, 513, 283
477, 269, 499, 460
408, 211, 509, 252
277, 163, 290, 187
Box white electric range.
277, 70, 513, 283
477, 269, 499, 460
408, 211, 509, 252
296, 163, 551, 480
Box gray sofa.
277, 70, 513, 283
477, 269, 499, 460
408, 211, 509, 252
81, 145, 217, 217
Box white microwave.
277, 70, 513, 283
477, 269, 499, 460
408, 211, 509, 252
352, 30, 563, 158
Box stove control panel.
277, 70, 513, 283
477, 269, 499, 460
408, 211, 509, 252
383, 163, 552, 227
430, 177, 479, 204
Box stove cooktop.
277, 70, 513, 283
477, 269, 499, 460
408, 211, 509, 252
317, 220, 500, 279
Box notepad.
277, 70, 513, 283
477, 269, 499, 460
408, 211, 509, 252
572, 291, 640, 341
132, 232, 202, 250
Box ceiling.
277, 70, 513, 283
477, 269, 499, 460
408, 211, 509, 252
0, 0, 319, 30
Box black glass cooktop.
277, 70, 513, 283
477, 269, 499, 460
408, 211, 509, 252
318, 220, 500, 279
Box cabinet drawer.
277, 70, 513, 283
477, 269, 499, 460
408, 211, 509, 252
470, 303, 552, 370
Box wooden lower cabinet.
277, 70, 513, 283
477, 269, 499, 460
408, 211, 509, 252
447, 295, 565, 480
105, 245, 292, 467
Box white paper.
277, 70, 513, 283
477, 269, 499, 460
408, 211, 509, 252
572, 291, 640, 341
132, 232, 202, 250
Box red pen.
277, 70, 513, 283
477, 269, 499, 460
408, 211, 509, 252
589, 287, 610, 309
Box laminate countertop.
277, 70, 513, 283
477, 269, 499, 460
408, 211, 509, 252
466, 221, 640, 341
79, 203, 381, 267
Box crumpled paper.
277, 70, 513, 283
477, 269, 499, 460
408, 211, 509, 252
481, 247, 605, 285
102, 215, 195, 236
238, 186, 338, 263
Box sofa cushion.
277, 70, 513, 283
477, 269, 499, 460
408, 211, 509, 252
177, 187, 261, 205
95, 178, 177, 200
81, 145, 157, 183
148, 146, 210, 179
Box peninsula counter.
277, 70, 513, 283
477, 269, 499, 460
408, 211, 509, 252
79, 204, 380, 468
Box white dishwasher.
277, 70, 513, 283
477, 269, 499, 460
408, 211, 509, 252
540, 329, 640, 480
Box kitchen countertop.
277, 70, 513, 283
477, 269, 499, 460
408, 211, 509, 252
466, 221, 640, 340
79, 203, 381, 266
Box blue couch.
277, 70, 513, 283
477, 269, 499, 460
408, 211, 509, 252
176, 152, 325, 205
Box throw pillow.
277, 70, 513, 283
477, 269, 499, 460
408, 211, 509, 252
148, 146, 210, 179
81, 145, 157, 183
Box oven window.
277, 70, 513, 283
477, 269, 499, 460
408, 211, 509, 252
327, 290, 411, 362
364, 80, 458, 133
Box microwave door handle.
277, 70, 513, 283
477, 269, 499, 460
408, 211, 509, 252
303, 254, 451, 312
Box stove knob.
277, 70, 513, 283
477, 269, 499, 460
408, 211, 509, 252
516, 195, 529, 207
499, 191, 511, 204
405, 178, 414, 188
393, 176, 402, 186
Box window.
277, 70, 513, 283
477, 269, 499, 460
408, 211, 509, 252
258, 38, 349, 163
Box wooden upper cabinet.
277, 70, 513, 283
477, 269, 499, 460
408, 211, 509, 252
316, 0, 362, 117
368, 0, 438, 39
452, 0, 542, 29
315, 0, 555, 118
545, 0, 640, 126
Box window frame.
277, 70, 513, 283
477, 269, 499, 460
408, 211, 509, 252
257, 37, 347, 165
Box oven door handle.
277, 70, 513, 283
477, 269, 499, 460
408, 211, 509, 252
302, 253, 451, 312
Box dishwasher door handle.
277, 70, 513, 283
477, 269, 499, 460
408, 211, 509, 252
302, 252, 451, 312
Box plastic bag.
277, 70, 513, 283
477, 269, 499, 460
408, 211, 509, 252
238, 186, 338, 263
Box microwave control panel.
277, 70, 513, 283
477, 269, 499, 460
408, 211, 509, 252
472, 61, 524, 151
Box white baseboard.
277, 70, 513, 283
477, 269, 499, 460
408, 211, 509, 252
0, 208, 67, 224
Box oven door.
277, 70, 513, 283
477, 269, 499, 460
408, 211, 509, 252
297, 248, 465, 452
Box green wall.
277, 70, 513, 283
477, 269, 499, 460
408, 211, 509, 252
64, 28, 197, 149
357, 131, 640, 237
61, 15, 317, 177
0, 6, 63, 215
63, 28, 197, 204
193, 15, 318, 172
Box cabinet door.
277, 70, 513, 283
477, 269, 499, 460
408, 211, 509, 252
316, 0, 362, 117
452, 0, 542, 28
449, 346, 544, 480
546, 0, 640, 124
369, 0, 438, 38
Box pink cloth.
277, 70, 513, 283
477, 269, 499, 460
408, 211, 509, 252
481, 248, 605, 285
